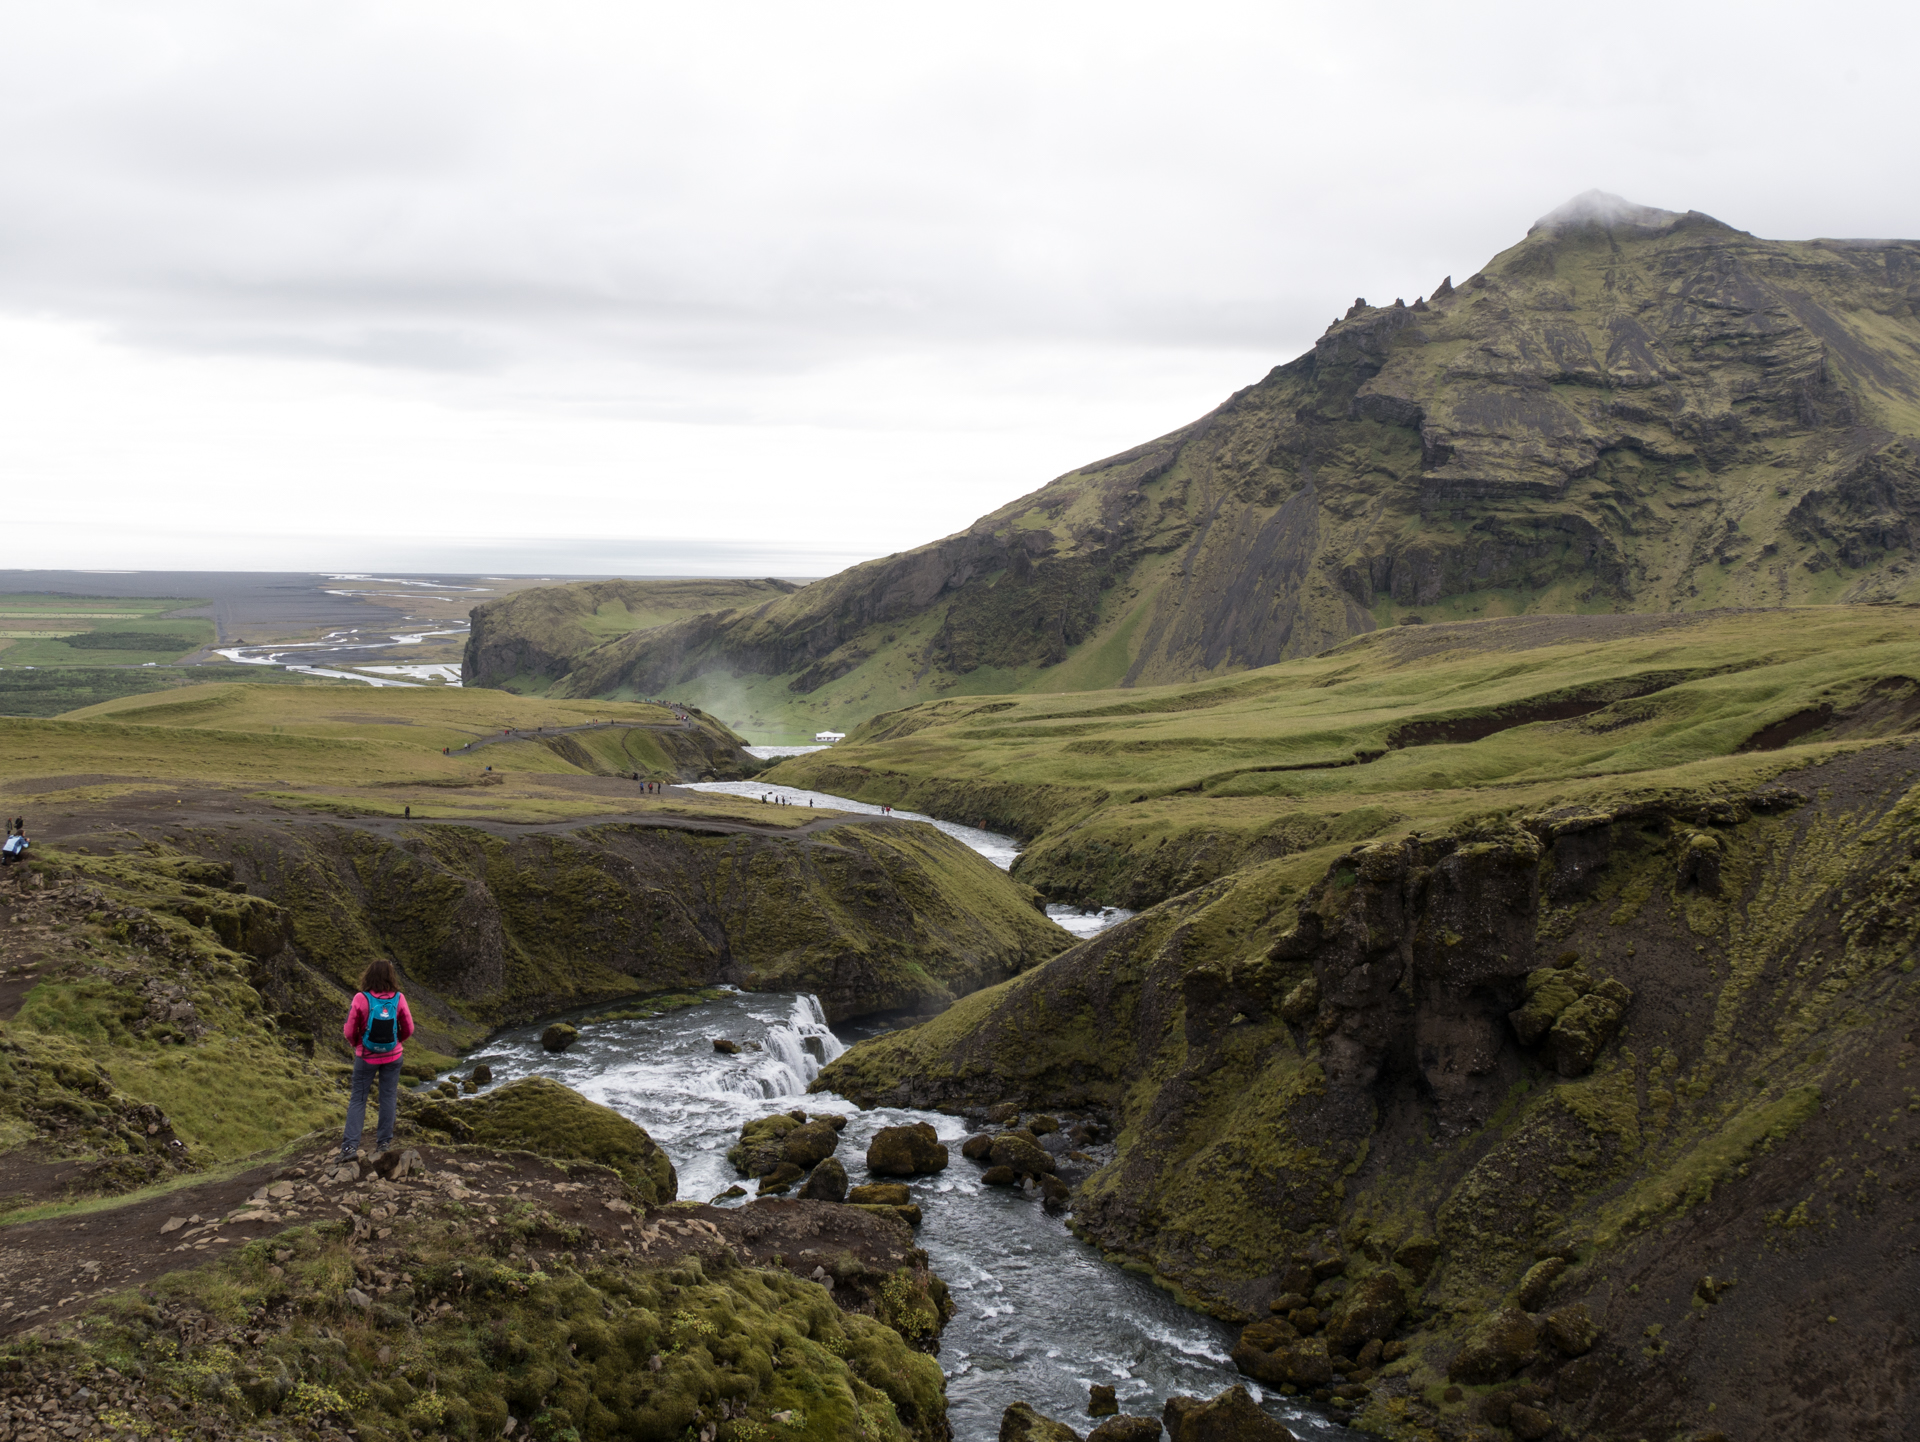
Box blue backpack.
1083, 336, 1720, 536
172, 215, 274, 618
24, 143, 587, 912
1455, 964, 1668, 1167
361, 993, 401, 1053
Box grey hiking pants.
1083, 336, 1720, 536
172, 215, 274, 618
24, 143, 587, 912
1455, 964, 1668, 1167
342, 1056, 401, 1157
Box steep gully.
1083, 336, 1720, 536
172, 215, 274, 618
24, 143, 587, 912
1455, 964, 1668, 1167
467, 776, 1361, 1442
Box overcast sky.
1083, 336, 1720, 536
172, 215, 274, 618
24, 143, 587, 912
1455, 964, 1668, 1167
5, 0, 1916, 576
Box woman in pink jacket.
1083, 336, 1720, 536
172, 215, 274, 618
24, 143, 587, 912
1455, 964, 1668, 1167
339, 957, 415, 1161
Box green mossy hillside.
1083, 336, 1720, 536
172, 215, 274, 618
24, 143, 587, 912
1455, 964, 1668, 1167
817, 741, 1920, 1442
0, 856, 348, 1204
770, 606, 1920, 907
168, 813, 1068, 1034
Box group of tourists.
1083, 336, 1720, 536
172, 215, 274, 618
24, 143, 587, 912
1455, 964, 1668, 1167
1, 817, 26, 866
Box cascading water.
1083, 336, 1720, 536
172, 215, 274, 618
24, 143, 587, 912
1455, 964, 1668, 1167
464, 792, 1360, 1442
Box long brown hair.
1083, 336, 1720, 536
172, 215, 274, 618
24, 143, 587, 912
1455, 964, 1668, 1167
359, 957, 400, 994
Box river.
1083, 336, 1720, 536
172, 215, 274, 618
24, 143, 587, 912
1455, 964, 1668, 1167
462, 787, 1363, 1441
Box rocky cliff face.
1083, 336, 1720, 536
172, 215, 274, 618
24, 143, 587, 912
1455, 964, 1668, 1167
195, 815, 1071, 1044
466, 196, 1920, 733
817, 746, 1920, 1441
461, 578, 799, 693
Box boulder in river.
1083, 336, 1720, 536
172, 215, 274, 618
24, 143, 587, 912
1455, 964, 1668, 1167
540, 1023, 578, 1053
1228, 1319, 1296, 1384
866, 1122, 949, 1175
797, 1155, 848, 1202
712, 1037, 741, 1054
962, 1133, 994, 1161
1162, 1385, 1297, 1440
1000, 1400, 1083, 1441
1087, 1419, 1163, 1442
729, 1113, 803, 1177
782, 1120, 841, 1169
756, 1162, 805, 1194
847, 1182, 911, 1206
986, 1102, 1022, 1125
469, 1064, 492, 1086
1028, 1113, 1060, 1135
1089, 1383, 1118, 1416
981, 1164, 1018, 1186
1272, 1337, 1330, 1388
989, 1130, 1056, 1176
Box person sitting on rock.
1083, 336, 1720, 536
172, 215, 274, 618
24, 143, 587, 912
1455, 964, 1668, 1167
339, 957, 414, 1161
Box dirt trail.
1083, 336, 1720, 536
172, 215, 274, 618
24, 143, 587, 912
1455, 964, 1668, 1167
17, 780, 913, 852
0, 1154, 287, 1335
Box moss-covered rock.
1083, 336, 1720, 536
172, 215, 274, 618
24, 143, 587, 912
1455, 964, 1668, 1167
729, 1113, 803, 1177
1448, 1304, 1540, 1384
1162, 1384, 1296, 1440
1508, 1402, 1556, 1440
1000, 1401, 1084, 1441
1546, 979, 1632, 1076
847, 1183, 911, 1206
540, 1022, 579, 1053
1323, 1271, 1406, 1352
414, 1076, 676, 1205
798, 1156, 849, 1202
1391, 1237, 1439, 1285
988, 1130, 1056, 1177
783, 1119, 841, 1169
1544, 1302, 1599, 1356
757, 1162, 805, 1195
1086, 1419, 1163, 1442
866, 1123, 948, 1176
1514, 1256, 1567, 1311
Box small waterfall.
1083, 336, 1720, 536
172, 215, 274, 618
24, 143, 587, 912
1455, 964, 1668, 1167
755, 994, 847, 1096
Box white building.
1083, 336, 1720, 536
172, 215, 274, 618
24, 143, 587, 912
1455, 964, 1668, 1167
814, 730, 846, 744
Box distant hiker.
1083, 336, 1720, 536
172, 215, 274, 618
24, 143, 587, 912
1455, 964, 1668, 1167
339, 957, 413, 1161
404, 805, 411, 819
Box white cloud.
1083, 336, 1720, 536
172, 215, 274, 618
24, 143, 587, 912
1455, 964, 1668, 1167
1, 0, 1915, 571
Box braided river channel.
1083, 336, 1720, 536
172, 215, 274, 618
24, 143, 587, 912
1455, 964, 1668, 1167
464, 778, 1362, 1442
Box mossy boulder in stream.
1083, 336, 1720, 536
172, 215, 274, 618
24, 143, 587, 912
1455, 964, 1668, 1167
999, 1401, 1084, 1441
798, 1155, 849, 1202
987, 1130, 1056, 1177
414, 1076, 677, 1205
866, 1123, 949, 1176
783, 1119, 842, 1169
1163, 1384, 1297, 1440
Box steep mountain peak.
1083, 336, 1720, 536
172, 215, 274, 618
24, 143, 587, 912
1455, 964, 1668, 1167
1529, 188, 1687, 235
467, 204, 1920, 739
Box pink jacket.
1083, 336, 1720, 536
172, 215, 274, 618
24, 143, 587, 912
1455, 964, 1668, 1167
344, 990, 414, 1064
